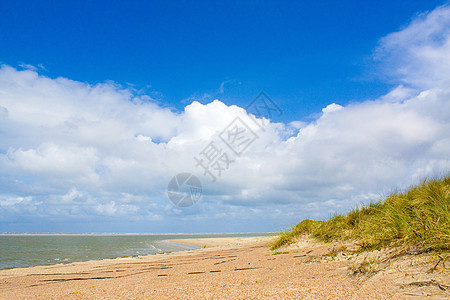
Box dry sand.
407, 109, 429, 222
0, 236, 448, 299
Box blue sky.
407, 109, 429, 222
0, 1, 449, 233
1, 0, 445, 120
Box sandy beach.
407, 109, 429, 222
0, 236, 448, 299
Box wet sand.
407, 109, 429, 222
0, 236, 447, 299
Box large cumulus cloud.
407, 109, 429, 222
0, 5, 449, 232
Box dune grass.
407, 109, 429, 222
272, 176, 450, 252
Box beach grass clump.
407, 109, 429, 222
271, 230, 297, 250
272, 176, 449, 252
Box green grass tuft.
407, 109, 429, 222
272, 176, 450, 252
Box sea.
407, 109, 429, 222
0, 232, 273, 270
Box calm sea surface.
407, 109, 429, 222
0, 233, 272, 270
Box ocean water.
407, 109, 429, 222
0, 233, 272, 270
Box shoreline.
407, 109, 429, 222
1, 236, 447, 299
162, 240, 201, 250
0, 232, 275, 236
0, 233, 274, 271
0, 236, 272, 277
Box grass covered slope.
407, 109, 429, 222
273, 176, 449, 251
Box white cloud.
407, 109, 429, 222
375, 4, 450, 88
321, 103, 343, 114
0, 5, 449, 231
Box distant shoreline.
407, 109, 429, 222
162, 240, 201, 250
0, 236, 272, 274
0, 233, 275, 270
0, 232, 275, 236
